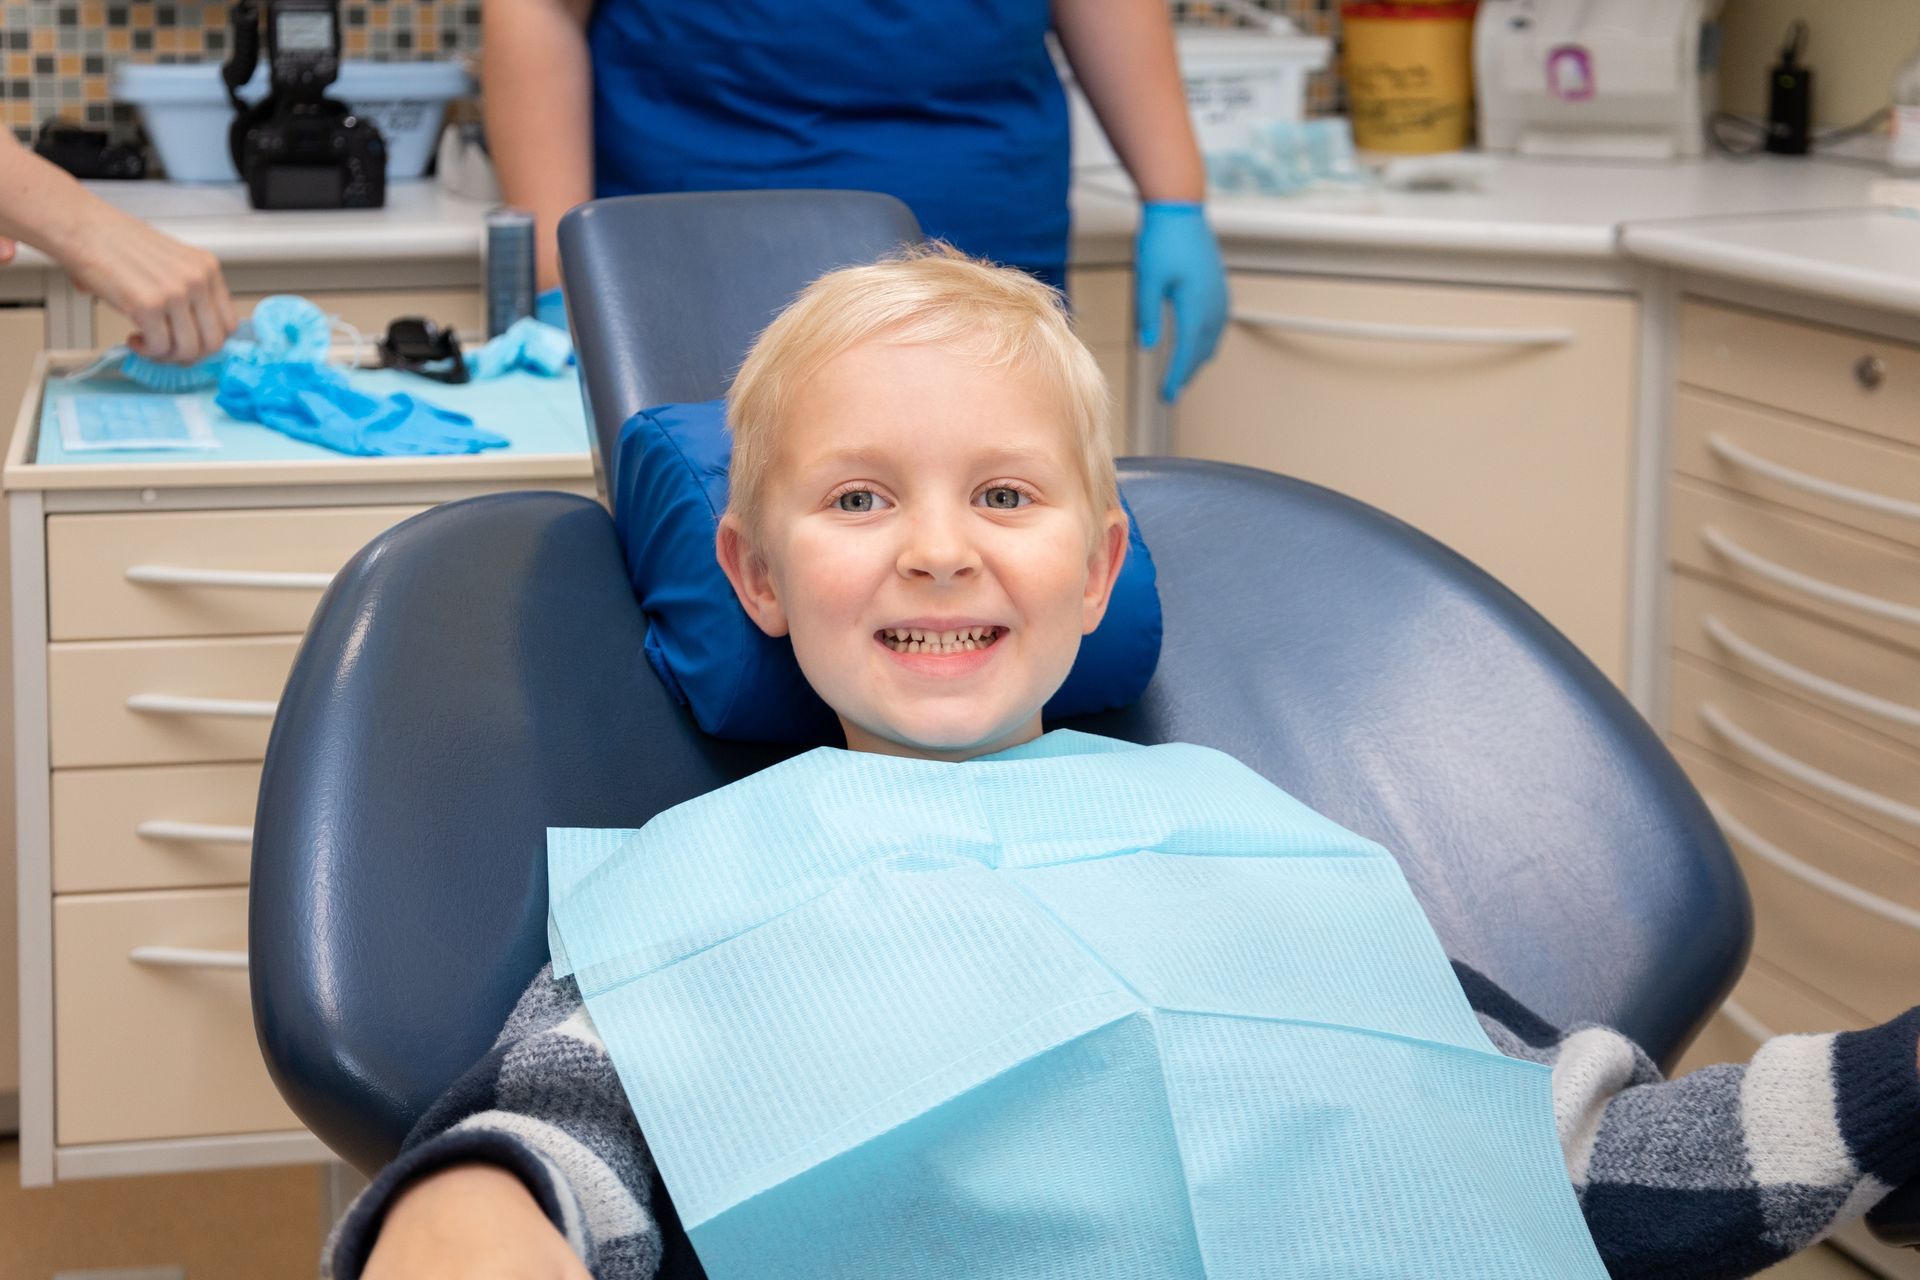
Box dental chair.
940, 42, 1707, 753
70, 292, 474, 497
248, 189, 1918, 1269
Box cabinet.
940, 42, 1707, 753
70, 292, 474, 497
1066, 266, 1133, 458
0, 307, 40, 1118
1664, 299, 1920, 1278
1175, 272, 1638, 685
7, 349, 595, 1186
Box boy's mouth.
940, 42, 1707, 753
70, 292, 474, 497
877, 625, 1006, 655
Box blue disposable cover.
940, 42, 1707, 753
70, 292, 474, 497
612, 401, 1162, 743
548, 730, 1609, 1277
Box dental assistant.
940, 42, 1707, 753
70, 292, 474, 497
0, 128, 237, 363
481, 0, 1228, 400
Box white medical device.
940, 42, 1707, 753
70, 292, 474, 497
1475, 0, 1725, 160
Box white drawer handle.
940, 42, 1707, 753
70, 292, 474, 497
1229, 309, 1575, 348
1702, 615, 1920, 731
1718, 998, 1775, 1044
127, 694, 278, 719
1706, 799, 1920, 934
136, 820, 254, 846
1698, 702, 1920, 832
126, 565, 335, 591
128, 946, 248, 971
1705, 433, 1920, 524
1701, 526, 1920, 628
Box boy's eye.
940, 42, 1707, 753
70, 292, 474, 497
980, 486, 1031, 510
834, 489, 887, 513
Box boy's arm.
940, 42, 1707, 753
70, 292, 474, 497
323, 963, 664, 1280
1459, 964, 1920, 1280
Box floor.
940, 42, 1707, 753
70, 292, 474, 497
0, 1139, 323, 1279
1765, 1245, 1878, 1276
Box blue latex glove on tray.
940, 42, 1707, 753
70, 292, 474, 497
1135, 202, 1229, 404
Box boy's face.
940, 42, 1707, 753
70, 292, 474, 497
717, 337, 1128, 762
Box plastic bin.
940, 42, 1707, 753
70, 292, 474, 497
113, 60, 474, 183
1061, 24, 1333, 170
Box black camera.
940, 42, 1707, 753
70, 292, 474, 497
223, 0, 386, 210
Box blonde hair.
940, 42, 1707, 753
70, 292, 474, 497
724, 243, 1118, 542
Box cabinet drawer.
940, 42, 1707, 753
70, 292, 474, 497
54, 887, 298, 1145
1067, 267, 1132, 349
1178, 272, 1636, 682
1678, 301, 1920, 450
1672, 388, 1920, 554
47, 505, 425, 641
1674, 956, 1868, 1077
1670, 572, 1920, 755
1668, 478, 1920, 655
1673, 743, 1920, 1026
1668, 652, 1920, 852
48, 635, 299, 768
53, 763, 260, 893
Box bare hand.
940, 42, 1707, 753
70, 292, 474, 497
361, 1163, 593, 1280
0, 235, 14, 266
59, 200, 236, 364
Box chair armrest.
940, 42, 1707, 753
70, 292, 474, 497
1869, 1178, 1920, 1249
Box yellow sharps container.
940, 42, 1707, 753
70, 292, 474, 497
1341, 1, 1479, 153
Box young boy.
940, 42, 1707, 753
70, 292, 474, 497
327, 248, 1920, 1280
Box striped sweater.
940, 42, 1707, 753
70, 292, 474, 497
324, 963, 1920, 1279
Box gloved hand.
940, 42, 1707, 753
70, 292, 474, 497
1135, 202, 1229, 404
536, 286, 567, 332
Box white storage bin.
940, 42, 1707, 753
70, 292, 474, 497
113, 60, 474, 183
1061, 24, 1332, 170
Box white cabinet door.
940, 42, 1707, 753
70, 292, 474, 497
1177, 273, 1637, 684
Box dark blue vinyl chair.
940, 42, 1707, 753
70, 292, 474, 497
247, 189, 1913, 1262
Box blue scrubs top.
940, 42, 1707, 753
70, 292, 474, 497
586, 1, 1071, 287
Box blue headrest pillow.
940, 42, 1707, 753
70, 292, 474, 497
612, 399, 1162, 744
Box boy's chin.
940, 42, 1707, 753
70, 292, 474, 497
842, 704, 1043, 760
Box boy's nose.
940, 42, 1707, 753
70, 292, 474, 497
896, 516, 981, 583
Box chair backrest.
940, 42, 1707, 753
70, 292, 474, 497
557, 189, 924, 486
251, 191, 1750, 1182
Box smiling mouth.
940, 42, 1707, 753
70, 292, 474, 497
877, 626, 1006, 655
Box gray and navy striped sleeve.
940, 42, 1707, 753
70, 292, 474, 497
1459, 963, 1920, 1279
322, 964, 663, 1280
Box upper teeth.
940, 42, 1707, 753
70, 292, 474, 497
883, 627, 995, 644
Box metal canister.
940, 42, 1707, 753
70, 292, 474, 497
483, 206, 537, 337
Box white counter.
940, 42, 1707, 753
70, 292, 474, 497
13, 155, 1920, 316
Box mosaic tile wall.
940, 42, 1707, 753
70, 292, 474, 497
4, 0, 1342, 149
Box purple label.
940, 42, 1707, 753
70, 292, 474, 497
1547, 45, 1596, 101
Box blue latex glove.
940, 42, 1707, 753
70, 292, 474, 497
466, 316, 575, 380
1135, 202, 1229, 403
216, 360, 510, 457
536, 286, 568, 331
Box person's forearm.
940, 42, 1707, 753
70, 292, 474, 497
482, 0, 596, 290
0, 128, 96, 258
1052, 0, 1204, 203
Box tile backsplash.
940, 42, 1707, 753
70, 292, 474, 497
6, 0, 1340, 151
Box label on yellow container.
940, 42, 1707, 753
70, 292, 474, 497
1341, 1, 1479, 154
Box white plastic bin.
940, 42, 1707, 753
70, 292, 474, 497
113, 60, 474, 183
1061, 24, 1332, 170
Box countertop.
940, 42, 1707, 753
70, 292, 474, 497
13, 154, 1920, 314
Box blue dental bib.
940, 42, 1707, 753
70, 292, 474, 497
548, 730, 1608, 1278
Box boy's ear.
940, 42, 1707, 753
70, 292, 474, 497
1080, 506, 1131, 636
715, 513, 791, 638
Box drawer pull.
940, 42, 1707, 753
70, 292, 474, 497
1705, 433, 1920, 524
1856, 354, 1886, 391
1718, 998, 1774, 1043
127, 945, 248, 971
1707, 799, 1920, 933
1229, 309, 1575, 348
136, 820, 254, 846
1698, 702, 1920, 832
1702, 615, 1920, 731
127, 694, 278, 720
1701, 526, 1920, 628
126, 565, 335, 591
